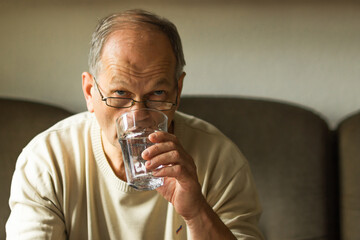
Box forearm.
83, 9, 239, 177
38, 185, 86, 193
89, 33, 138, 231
185, 199, 236, 240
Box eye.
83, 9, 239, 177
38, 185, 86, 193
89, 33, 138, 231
115, 90, 127, 97
153, 90, 165, 96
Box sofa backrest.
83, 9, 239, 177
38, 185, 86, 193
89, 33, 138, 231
0, 98, 72, 239
338, 112, 360, 240
178, 96, 338, 240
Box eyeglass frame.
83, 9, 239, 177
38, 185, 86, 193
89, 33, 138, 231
92, 76, 178, 111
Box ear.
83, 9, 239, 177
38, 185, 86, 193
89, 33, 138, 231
82, 72, 95, 113
175, 72, 186, 110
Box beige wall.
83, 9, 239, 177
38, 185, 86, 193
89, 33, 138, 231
1, 1, 359, 128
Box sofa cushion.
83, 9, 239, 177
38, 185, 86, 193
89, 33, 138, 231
178, 96, 337, 240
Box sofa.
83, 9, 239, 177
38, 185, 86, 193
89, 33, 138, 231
1, 97, 359, 240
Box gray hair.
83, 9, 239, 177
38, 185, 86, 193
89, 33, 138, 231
88, 9, 186, 80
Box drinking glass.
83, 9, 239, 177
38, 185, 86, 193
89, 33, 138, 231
116, 108, 168, 190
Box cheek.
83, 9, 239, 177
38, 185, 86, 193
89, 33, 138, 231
105, 110, 129, 138
94, 109, 111, 132
94, 106, 119, 135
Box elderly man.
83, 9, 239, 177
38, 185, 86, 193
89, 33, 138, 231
6, 9, 263, 239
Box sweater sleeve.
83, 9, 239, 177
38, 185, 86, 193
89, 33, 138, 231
200, 139, 263, 240
212, 162, 264, 240
6, 148, 67, 240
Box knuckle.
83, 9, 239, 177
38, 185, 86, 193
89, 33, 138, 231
152, 144, 160, 152
171, 150, 180, 159
167, 141, 176, 149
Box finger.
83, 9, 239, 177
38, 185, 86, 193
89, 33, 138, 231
152, 164, 182, 178
148, 150, 197, 178
145, 149, 180, 170
149, 131, 177, 144
152, 164, 193, 184
142, 141, 177, 160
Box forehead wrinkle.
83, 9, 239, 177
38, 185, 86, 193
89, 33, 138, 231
107, 74, 173, 92
108, 76, 172, 88
106, 59, 175, 80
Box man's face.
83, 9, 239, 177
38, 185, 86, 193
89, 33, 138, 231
84, 28, 183, 149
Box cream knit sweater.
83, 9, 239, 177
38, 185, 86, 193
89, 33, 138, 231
6, 111, 263, 239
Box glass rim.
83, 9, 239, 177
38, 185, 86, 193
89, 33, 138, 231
116, 108, 169, 123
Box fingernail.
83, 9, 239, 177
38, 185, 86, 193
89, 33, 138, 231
150, 132, 157, 139
142, 149, 149, 157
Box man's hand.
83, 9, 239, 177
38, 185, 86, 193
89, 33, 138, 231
142, 131, 236, 239
142, 131, 207, 220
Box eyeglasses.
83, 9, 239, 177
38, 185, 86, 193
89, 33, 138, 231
93, 76, 177, 111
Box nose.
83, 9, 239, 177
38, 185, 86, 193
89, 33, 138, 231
130, 99, 147, 110
131, 108, 154, 130
129, 100, 151, 123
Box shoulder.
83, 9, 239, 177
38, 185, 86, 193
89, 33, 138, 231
174, 111, 227, 139
44, 111, 94, 134
18, 111, 96, 170
9, 113, 96, 221
26, 111, 94, 147
14, 112, 96, 190
174, 111, 247, 167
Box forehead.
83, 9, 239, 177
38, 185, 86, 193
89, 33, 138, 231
97, 27, 177, 90
101, 27, 176, 71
